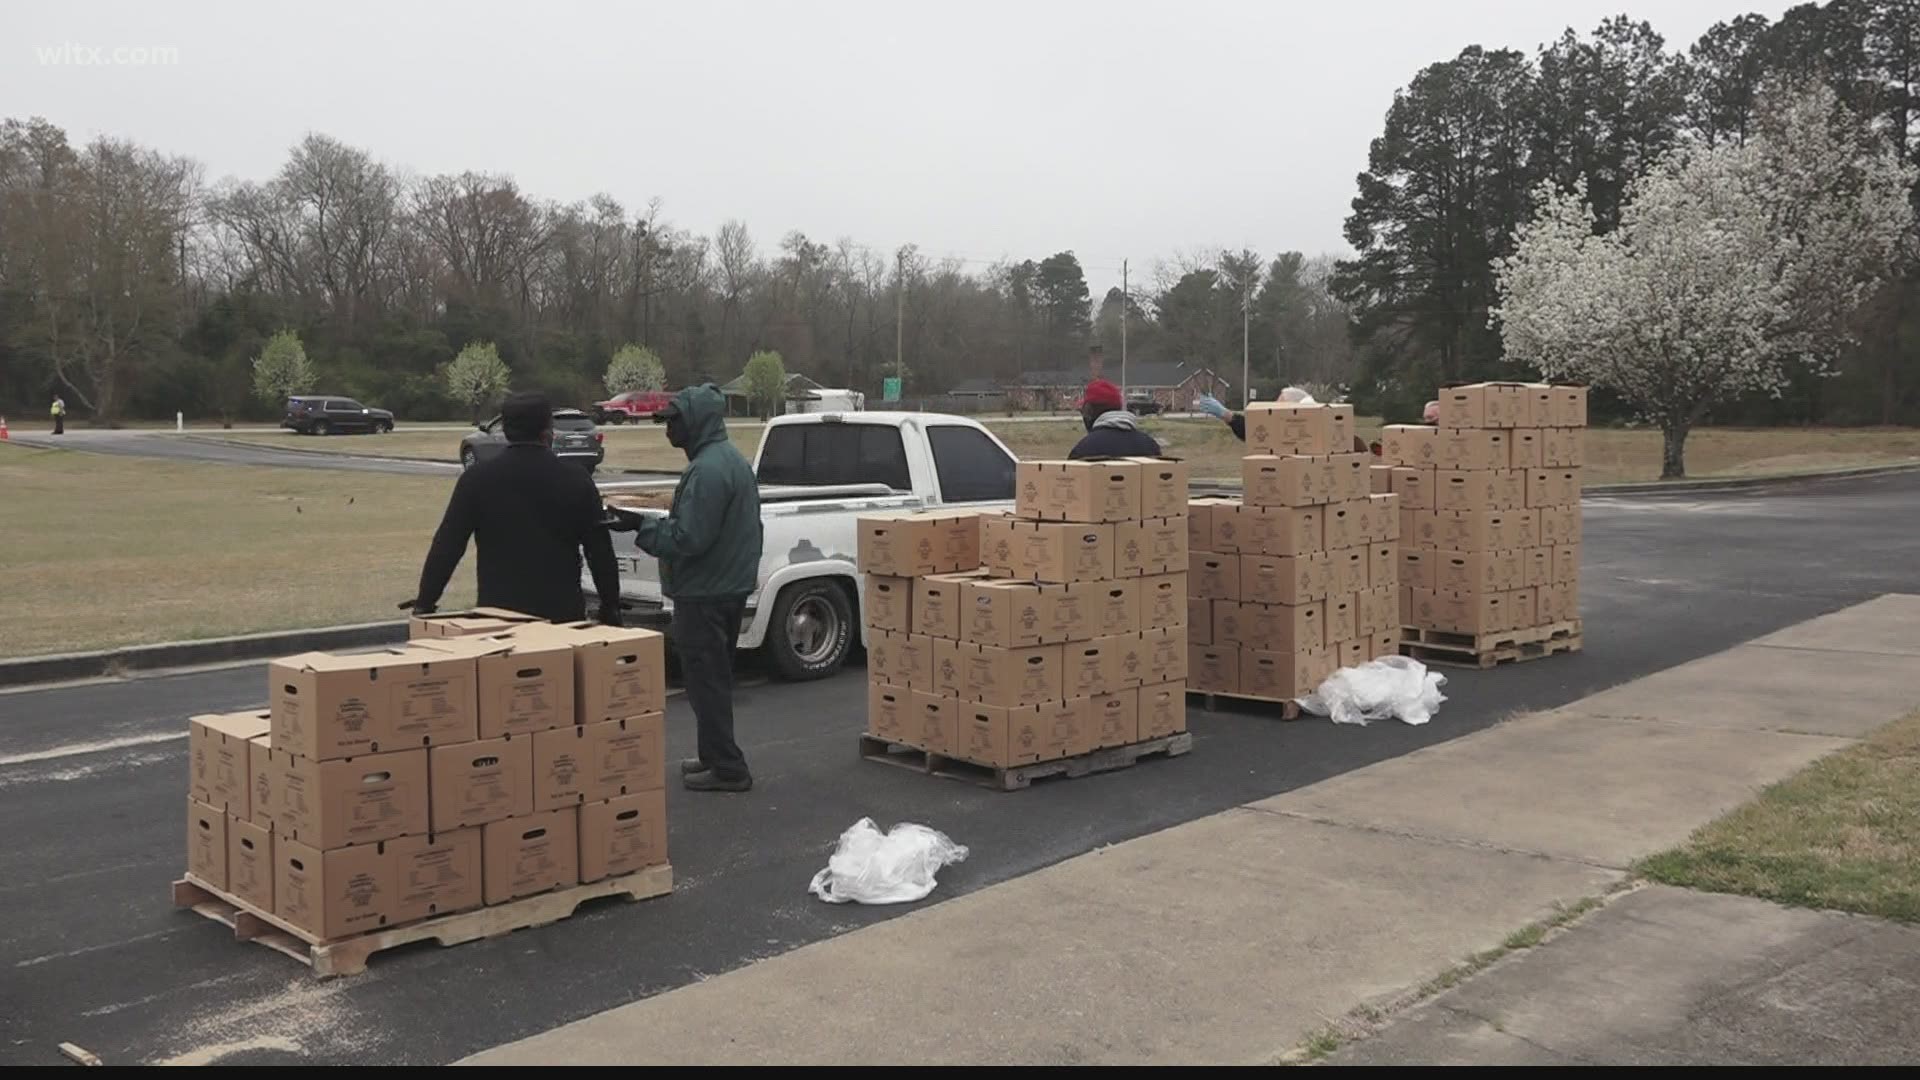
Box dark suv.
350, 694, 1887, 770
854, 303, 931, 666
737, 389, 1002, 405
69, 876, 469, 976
460, 408, 605, 472
283, 395, 395, 435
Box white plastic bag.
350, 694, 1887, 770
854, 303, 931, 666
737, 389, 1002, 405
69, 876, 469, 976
1298, 655, 1447, 727
807, 817, 969, 905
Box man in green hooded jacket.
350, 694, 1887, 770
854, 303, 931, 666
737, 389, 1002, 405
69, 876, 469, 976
619, 384, 763, 792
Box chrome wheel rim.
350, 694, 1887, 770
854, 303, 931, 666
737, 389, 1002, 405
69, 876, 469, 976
788, 595, 839, 664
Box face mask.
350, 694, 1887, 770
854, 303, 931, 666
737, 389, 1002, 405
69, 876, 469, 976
665, 412, 689, 448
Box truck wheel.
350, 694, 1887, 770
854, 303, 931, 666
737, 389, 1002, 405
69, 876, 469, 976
764, 579, 853, 681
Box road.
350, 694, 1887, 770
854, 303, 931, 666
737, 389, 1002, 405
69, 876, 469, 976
7, 428, 460, 476
3, 472, 1917, 1065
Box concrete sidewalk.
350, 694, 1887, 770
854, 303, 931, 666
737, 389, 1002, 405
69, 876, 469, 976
460, 594, 1920, 1066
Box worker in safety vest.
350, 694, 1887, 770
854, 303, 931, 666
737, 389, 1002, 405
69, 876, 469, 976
50, 395, 65, 436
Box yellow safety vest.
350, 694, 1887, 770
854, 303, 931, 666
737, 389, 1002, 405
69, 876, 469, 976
51, 401, 64, 417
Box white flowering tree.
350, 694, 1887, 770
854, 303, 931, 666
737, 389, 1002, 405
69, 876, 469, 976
251, 329, 314, 406
445, 341, 511, 423
604, 344, 666, 395
1494, 84, 1914, 478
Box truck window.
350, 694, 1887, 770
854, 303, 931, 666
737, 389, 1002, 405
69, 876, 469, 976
756, 423, 911, 489
927, 424, 1016, 502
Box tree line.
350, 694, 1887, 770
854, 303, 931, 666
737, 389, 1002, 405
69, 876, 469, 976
1337, 0, 1920, 426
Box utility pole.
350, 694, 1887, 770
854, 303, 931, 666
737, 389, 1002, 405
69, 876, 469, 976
1120, 259, 1128, 398
894, 246, 907, 385
1242, 281, 1252, 409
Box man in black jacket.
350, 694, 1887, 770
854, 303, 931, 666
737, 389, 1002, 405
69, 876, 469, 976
412, 392, 622, 625
1068, 379, 1161, 459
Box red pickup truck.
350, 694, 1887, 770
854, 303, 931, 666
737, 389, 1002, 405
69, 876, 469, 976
593, 390, 673, 424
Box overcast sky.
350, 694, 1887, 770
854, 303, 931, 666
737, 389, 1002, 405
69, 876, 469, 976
9, 0, 1787, 294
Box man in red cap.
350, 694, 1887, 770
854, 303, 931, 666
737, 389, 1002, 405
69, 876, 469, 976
1069, 379, 1162, 459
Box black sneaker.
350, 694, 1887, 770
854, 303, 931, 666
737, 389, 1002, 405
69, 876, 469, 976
679, 758, 710, 777
683, 771, 752, 793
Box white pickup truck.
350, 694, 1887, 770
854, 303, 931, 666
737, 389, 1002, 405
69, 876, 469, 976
588, 411, 1020, 680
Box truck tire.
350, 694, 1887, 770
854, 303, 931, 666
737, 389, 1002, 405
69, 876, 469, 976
764, 579, 854, 681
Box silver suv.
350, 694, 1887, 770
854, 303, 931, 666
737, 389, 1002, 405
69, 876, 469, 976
459, 408, 605, 473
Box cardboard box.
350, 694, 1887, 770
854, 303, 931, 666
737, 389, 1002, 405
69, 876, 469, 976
1521, 547, 1552, 589
985, 519, 1114, 583
1114, 517, 1187, 577
912, 572, 976, 639
1368, 544, 1396, 590
1016, 458, 1141, 522
586, 713, 666, 800
1328, 452, 1373, 501
1519, 385, 1556, 428
1370, 464, 1396, 494
1089, 688, 1140, 749
272, 747, 429, 849
276, 837, 394, 940
1188, 496, 1239, 552
1329, 403, 1357, 453
1509, 428, 1544, 468
1240, 648, 1331, 700
1234, 504, 1323, 556
531, 724, 593, 810
429, 735, 533, 830
868, 681, 913, 745
408, 607, 539, 639
1400, 549, 1435, 591
1366, 493, 1402, 543
1507, 586, 1538, 630
1542, 427, 1584, 467
857, 508, 983, 575
1188, 598, 1212, 644
247, 734, 278, 827
1126, 456, 1192, 519
1244, 401, 1338, 455
227, 814, 273, 912
187, 799, 227, 889
1331, 547, 1368, 596
955, 642, 1063, 707
1362, 587, 1399, 636
1382, 425, 1438, 467
864, 575, 913, 632
1073, 577, 1140, 638
414, 633, 575, 740
1434, 470, 1497, 512
1437, 429, 1507, 471
1136, 573, 1184, 631
1550, 385, 1588, 427
1188, 646, 1240, 694
1241, 552, 1328, 605
1390, 466, 1435, 510
1190, 553, 1241, 600
1325, 594, 1358, 643
963, 580, 1062, 648
1323, 501, 1362, 551
952, 701, 1051, 767
390, 828, 483, 922
1336, 639, 1364, 668
1243, 455, 1335, 507
1371, 631, 1399, 662
555, 626, 667, 725
1142, 625, 1188, 684
578, 791, 669, 882
1554, 543, 1581, 584
1138, 681, 1187, 740
1437, 383, 1523, 429
482, 810, 579, 905
908, 691, 956, 756
268, 651, 399, 760
1427, 510, 1532, 553
1239, 600, 1324, 652
1431, 550, 1510, 594
191, 710, 270, 816
1538, 504, 1581, 546
1210, 599, 1247, 645
867, 628, 937, 688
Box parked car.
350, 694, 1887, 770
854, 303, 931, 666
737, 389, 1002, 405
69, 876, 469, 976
1125, 392, 1163, 416
461, 408, 605, 472
591, 411, 1019, 681
282, 395, 394, 435
593, 390, 673, 424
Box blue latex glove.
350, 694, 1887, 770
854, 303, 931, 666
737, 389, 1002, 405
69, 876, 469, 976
1194, 393, 1229, 420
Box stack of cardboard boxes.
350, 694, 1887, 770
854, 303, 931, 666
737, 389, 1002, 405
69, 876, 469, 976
1382, 383, 1586, 647
859, 455, 1191, 770
1187, 401, 1402, 700
185, 609, 671, 943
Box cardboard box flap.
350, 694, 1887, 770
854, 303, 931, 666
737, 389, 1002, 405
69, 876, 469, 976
191, 710, 271, 740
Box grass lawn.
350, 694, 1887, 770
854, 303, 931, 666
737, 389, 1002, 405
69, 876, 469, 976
213, 417, 1920, 485
1637, 711, 1920, 923
0, 443, 474, 656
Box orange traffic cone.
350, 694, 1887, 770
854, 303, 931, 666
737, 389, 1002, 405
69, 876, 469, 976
0, 416, 9, 441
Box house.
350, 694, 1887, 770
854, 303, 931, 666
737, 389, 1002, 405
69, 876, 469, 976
718, 371, 825, 417
992, 347, 1232, 412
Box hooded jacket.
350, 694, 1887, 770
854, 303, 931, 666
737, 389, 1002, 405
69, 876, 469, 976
635, 384, 763, 600
1068, 409, 1162, 459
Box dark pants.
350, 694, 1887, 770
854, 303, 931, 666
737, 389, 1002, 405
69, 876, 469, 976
52, 414, 63, 435
671, 596, 750, 780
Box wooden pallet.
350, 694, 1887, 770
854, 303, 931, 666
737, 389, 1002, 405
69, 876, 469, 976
1187, 688, 1303, 720
171, 863, 673, 977
1402, 625, 1584, 670
858, 731, 1192, 791
1399, 619, 1582, 653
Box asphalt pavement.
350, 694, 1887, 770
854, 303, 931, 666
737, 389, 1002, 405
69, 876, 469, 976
3, 471, 1918, 1065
